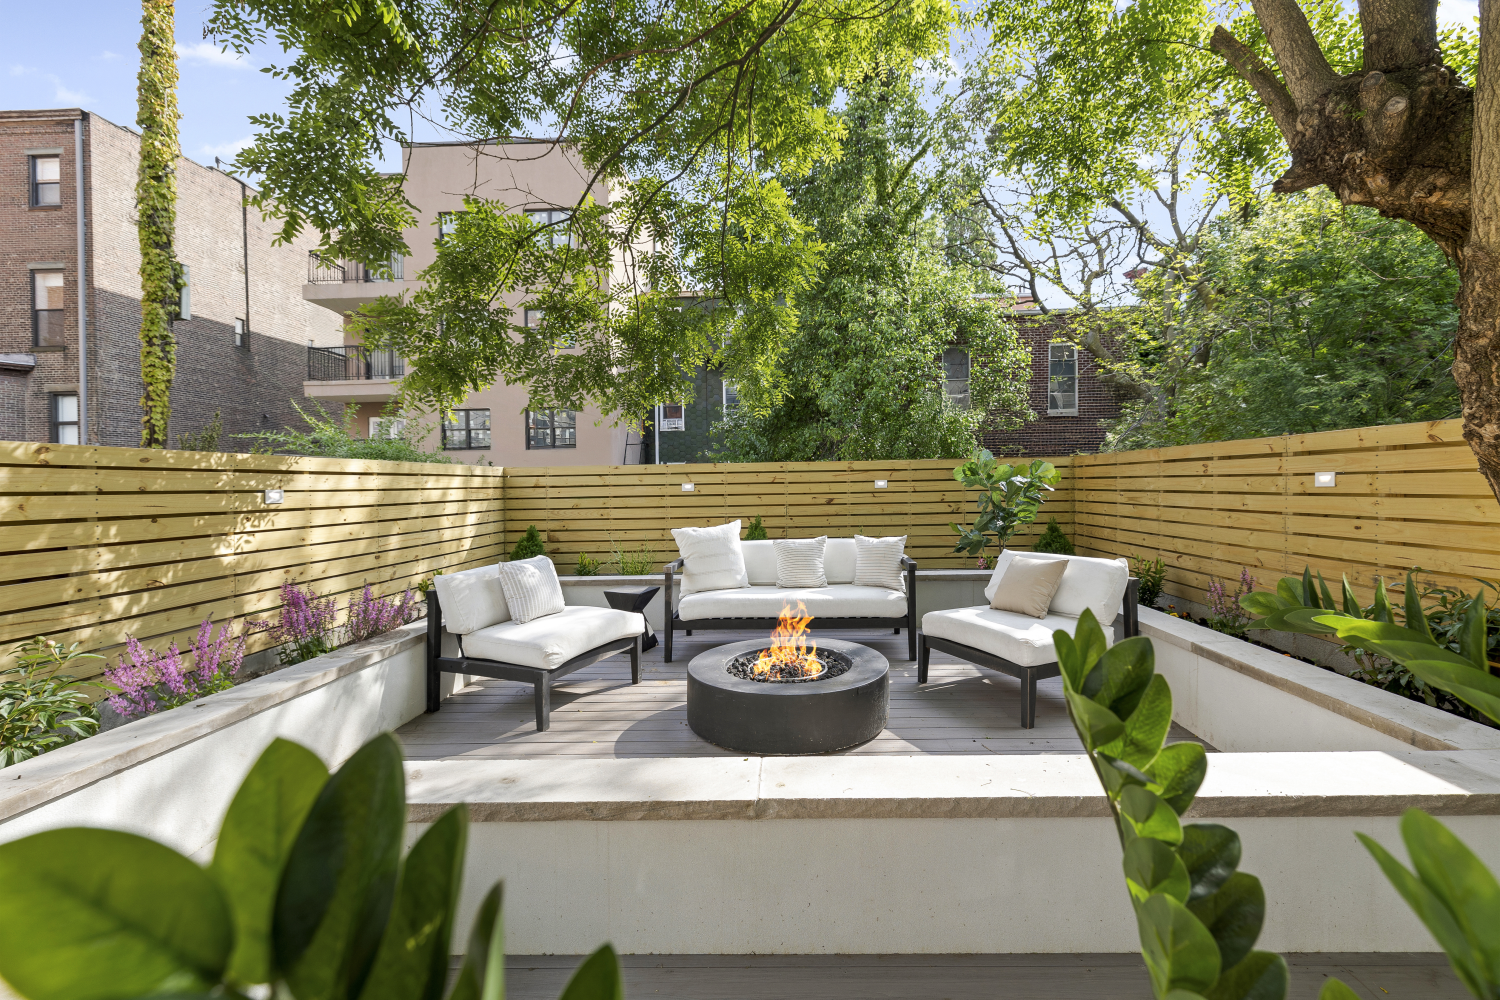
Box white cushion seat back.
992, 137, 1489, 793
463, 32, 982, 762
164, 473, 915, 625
677, 585, 906, 621
672, 521, 749, 595
496, 555, 566, 623
921, 606, 1114, 668
740, 540, 777, 585
983, 551, 1130, 624
823, 539, 857, 584
432, 564, 510, 634
462, 607, 645, 670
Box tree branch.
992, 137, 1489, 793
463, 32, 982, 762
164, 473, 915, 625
1209, 26, 1300, 142
1357, 0, 1440, 72
1248, 0, 1340, 107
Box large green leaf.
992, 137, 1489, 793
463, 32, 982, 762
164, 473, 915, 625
1124, 837, 1191, 904
0, 829, 231, 1000
1093, 637, 1155, 712
1137, 893, 1221, 997
1187, 873, 1265, 971
359, 807, 469, 1000
1458, 596, 1491, 670
1179, 825, 1241, 902
1239, 591, 1286, 617
275, 734, 407, 1000
447, 883, 504, 1000
1056, 609, 1108, 692
558, 945, 625, 1000
1317, 979, 1363, 1000
1065, 688, 1124, 750
1099, 674, 1172, 771
1401, 573, 1432, 641
1400, 660, 1500, 725
1398, 810, 1500, 988
1120, 786, 1183, 846
1096, 753, 1153, 798
1204, 950, 1287, 1000
1356, 832, 1488, 997
1148, 743, 1208, 815
210, 739, 330, 985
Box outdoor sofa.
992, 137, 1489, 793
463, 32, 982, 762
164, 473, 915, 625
665, 532, 917, 662
425, 561, 644, 731
918, 551, 1139, 728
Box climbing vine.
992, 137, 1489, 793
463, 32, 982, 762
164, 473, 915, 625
136, 0, 180, 448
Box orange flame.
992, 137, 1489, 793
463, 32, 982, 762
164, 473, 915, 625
753, 601, 824, 678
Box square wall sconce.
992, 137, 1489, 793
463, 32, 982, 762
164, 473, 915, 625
873, 480, 888, 489
1314, 472, 1337, 488
681, 482, 695, 492
264, 488, 285, 504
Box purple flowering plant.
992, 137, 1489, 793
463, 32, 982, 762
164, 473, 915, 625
344, 585, 418, 645
103, 620, 246, 720
1206, 567, 1258, 638
252, 582, 340, 666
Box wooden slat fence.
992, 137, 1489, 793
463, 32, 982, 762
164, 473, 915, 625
1069, 419, 1500, 607
0, 441, 504, 682
502, 458, 1076, 573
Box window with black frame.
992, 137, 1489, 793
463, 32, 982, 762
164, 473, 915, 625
942, 347, 970, 408
526, 409, 576, 449
443, 409, 491, 450
436, 211, 462, 242
525, 209, 571, 248
31, 155, 60, 207
1048, 344, 1079, 415
50, 393, 79, 444
32, 270, 65, 347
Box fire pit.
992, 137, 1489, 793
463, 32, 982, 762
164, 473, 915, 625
686, 603, 889, 754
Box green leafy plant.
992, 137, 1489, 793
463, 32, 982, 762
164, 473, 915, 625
1056, 611, 1288, 999
510, 525, 546, 561
949, 451, 1060, 558
1032, 517, 1075, 555
0, 638, 103, 768
0, 733, 622, 1000
612, 541, 658, 576
1130, 556, 1167, 609
178, 411, 223, 451
136, 0, 181, 448
416, 570, 442, 595
238, 401, 451, 464
575, 552, 602, 576
1205, 569, 1257, 639
744, 515, 769, 541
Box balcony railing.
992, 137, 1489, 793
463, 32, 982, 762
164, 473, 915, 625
307, 345, 406, 381
307, 252, 405, 284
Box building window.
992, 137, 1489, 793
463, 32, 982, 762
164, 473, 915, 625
722, 381, 740, 414
443, 409, 491, 450
369, 416, 406, 440
437, 211, 462, 241
526, 409, 576, 449
1048, 344, 1079, 415
526, 209, 571, 248
51, 393, 80, 444
659, 403, 685, 431
178, 265, 191, 321
942, 348, 970, 408
525, 306, 575, 349
30, 155, 60, 207
234, 319, 246, 348
32, 270, 65, 347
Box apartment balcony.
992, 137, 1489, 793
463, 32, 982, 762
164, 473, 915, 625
302, 252, 413, 313
304, 344, 405, 403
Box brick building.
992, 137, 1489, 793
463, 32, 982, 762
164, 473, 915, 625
1, 108, 342, 448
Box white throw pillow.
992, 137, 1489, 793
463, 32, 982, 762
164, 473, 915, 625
671, 521, 749, 595
983, 550, 1131, 624
495, 555, 566, 624
432, 564, 510, 634
774, 536, 828, 588
854, 534, 907, 592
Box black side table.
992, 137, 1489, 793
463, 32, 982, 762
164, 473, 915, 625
604, 585, 660, 651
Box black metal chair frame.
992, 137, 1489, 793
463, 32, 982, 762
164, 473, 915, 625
425, 590, 641, 732
917, 578, 1140, 729
663, 555, 919, 663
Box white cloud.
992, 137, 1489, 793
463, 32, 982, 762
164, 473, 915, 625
10, 64, 34, 77
100, 51, 121, 61
51, 76, 93, 105
202, 135, 255, 163
175, 42, 250, 69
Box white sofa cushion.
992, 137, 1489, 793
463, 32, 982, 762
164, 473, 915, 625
677, 585, 907, 621
983, 550, 1130, 624
854, 534, 906, 592
774, 536, 827, 587
462, 606, 645, 670
672, 521, 749, 595
496, 555, 566, 623
824, 539, 857, 584
432, 564, 509, 634
921, 606, 1113, 668
742, 540, 777, 585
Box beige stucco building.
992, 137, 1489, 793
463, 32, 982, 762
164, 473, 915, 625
302, 140, 644, 467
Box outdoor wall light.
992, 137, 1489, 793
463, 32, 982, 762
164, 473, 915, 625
264, 489, 285, 504
681, 482, 695, 492
873, 480, 888, 488
1314, 472, 1337, 488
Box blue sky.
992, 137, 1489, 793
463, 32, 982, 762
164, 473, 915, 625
2, 0, 1482, 176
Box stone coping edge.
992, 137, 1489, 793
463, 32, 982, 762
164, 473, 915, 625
0, 622, 427, 823
1138, 608, 1500, 752
403, 750, 1500, 823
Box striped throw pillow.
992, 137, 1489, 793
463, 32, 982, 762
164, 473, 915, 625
496, 555, 566, 624
854, 534, 907, 592
773, 536, 827, 588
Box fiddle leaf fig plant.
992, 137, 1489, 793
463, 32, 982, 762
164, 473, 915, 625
0, 734, 623, 1000
949, 451, 1060, 558
1055, 610, 1289, 999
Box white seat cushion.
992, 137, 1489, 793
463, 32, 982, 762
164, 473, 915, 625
461, 606, 644, 670
432, 564, 510, 634
921, 606, 1112, 668
677, 585, 907, 621
983, 551, 1130, 624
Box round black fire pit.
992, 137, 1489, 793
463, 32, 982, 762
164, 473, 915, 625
686, 638, 889, 754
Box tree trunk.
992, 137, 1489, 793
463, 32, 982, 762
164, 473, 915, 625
1460, 0, 1500, 499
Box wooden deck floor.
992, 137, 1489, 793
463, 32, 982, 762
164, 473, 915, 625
399, 627, 1211, 760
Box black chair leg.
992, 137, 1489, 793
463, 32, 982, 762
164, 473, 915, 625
1021, 671, 1038, 729
907, 621, 917, 662
425, 661, 441, 713
686, 629, 692, 635
665, 621, 674, 662
917, 633, 930, 684
534, 676, 552, 732
630, 635, 641, 684
894, 626, 901, 634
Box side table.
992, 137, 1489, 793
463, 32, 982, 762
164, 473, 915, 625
604, 585, 660, 651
